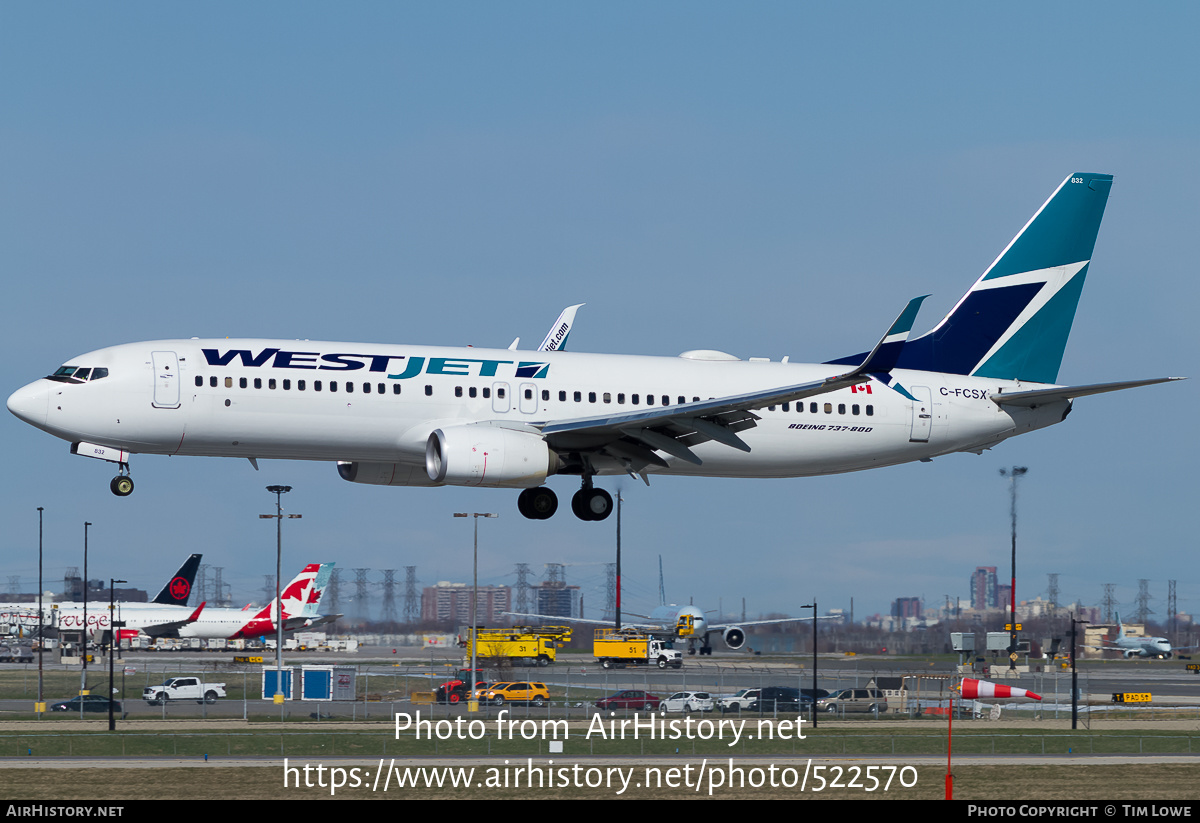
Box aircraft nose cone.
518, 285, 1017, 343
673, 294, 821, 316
7, 381, 49, 427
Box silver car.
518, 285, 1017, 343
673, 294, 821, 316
660, 691, 715, 713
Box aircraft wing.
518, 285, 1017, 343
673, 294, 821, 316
991, 377, 1184, 407
141, 602, 207, 639
708, 615, 835, 632
536, 297, 927, 471
504, 612, 664, 631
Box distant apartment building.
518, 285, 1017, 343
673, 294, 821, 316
891, 597, 922, 619
421, 582, 512, 625
970, 567, 998, 610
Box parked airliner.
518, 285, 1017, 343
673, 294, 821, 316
2, 562, 336, 642
7, 173, 1180, 521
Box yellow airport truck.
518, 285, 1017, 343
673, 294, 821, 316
594, 628, 684, 669
464, 626, 572, 667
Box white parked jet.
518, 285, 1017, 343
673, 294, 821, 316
7, 173, 1181, 521
3, 562, 336, 642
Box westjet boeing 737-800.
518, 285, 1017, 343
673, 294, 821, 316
6, 173, 1180, 521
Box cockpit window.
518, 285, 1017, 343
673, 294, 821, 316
46, 365, 109, 384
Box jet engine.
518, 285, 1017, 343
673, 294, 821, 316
723, 627, 746, 650
337, 461, 437, 487
426, 425, 558, 488
1123, 649, 1138, 659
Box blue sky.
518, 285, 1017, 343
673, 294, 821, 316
2, 3, 1196, 624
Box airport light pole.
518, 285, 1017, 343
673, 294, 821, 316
801, 601, 818, 729
454, 512, 497, 707
999, 466, 1027, 672
1070, 613, 1088, 730
80, 521, 92, 698
37, 507, 44, 718
261, 486, 300, 703
108, 578, 126, 731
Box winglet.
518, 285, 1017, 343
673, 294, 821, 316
846, 295, 929, 377
185, 602, 206, 623
538, 304, 584, 352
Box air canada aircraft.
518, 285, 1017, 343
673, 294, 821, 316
7, 173, 1181, 521
1, 561, 337, 642
1086, 612, 1195, 660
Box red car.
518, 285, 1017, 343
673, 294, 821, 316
595, 690, 662, 710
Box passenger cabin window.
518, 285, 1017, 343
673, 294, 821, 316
225, 377, 233, 388
424, 385, 432, 396
254, 378, 262, 389
239, 378, 248, 389
469, 387, 477, 398
392, 384, 401, 395
195, 376, 203, 387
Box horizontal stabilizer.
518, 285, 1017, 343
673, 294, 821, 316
991, 377, 1184, 407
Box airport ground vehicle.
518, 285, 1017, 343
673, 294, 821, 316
482, 682, 549, 707
719, 688, 759, 712
50, 695, 123, 714
0, 644, 34, 663
817, 688, 887, 714
435, 668, 489, 704
659, 691, 715, 713
594, 628, 683, 669
464, 625, 571, 666
595, 690, 662, 711
143, 676, 227, 705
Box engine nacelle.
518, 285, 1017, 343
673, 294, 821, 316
723, 627, 746, 650
1123, 649, 1138, 659
426, 425, 557, 488
337, 461, 437, 487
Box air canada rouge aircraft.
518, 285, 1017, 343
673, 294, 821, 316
6, 173, 1180, 521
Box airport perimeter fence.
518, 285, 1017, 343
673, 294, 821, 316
5, 729, 1200, 759
3, 658, 1192, 723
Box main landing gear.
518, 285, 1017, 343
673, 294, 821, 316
109, 464, 134, 497
516, 482, 613, 522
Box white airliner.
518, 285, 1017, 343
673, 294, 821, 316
6, 173, 1181, 521
2, 562, 336, 642
1087, 613, 1194, 660
511, 603, 816, 655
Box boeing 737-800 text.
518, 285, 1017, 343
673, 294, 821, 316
7, 173, 1180, 521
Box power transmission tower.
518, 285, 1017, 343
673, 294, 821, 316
262, 575, 276, 606
1047, 573, 1060, 619
7, 575, 19, 595
212, 567, 228, 607
353, 569, 371, 623
514, 563, 531, 613
403, 566, 419, 624
1101, 583, 1117, 624
1168, 580, 1178, 637
326, 568, 342, 614
381, 569, 398, 624
196, 564, 210, 603
1135, 579, 1153, 624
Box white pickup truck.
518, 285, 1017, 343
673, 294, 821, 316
143, 677, 227, 705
